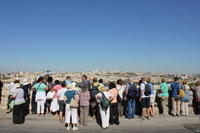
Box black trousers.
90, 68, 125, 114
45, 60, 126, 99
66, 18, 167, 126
25, 97, 30, 116
31, 91, 37, 114
197, 102, 200, 114
110, 103, 120, 125
13, 103, 25, 124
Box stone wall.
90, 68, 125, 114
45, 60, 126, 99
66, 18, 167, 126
0, 84, 9, 110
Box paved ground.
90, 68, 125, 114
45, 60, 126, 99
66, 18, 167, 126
0, 110, 200, 133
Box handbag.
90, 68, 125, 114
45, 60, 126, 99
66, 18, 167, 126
9, 100, 15, 109
179, 89, 186, 98
70, 95, 79, 108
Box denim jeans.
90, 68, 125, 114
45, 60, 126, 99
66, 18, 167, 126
127, 99, 136, 119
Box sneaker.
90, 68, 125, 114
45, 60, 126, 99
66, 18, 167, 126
66, 127, 70, 131
72, 127, 78, 131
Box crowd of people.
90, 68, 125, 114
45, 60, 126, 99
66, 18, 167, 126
5, 75, 200, 130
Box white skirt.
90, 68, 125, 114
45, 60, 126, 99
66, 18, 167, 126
50, 98, 59, 112
35, 91, 46, 102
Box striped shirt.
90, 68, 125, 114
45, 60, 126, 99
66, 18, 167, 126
80, 91, 90, 106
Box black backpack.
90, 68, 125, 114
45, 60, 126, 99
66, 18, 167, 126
144, 84, 151, 96
128, 84, 138, 99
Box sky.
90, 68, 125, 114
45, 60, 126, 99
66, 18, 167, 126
0, 0, 200, 74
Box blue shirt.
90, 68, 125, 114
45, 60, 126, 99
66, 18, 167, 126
148, 83, 154, 95
171, 82, 181, 97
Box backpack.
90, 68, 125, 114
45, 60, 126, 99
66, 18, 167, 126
100, 93, 110, 109
90, 85, 99, 100
128, 84, 138, 99
144, 84, 151, 96
179, 89, 186, 98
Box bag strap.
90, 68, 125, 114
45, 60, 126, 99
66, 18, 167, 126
36, 83, 42, 91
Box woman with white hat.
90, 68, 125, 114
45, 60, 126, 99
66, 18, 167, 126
64, 82, 80, 131
12, 83, 26, 124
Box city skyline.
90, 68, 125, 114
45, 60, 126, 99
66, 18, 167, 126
0, 0, 200, 74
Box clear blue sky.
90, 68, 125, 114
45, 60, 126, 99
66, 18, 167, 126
0, 0, 200, 74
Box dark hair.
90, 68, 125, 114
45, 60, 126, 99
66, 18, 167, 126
55, 80, 60, 85
109, 82, 116, 89
66, 76, 71, 80
37, 77, 44, 83
117, 79, 122, 85
174, 77, 179, 82
61, 81, 66, 88
139, 80, 143, 86
47, 76, 53, 82
14, 80, 20, 84
82, 75, 87, 79
99, 79, 103, 83
93, 77, 98, 83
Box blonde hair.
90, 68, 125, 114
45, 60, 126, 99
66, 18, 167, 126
182, 80, 188, 85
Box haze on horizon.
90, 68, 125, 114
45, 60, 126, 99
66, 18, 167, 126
0, 0, 200, 74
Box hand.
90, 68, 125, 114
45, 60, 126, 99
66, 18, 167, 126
124, 96, 127, 100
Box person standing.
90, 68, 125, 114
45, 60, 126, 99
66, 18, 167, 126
89, 77, 99, 119
50, 80, 62, 113
31, 79, 38, 114
33, 77, 47, 116
126, 82, 138, 119
147, 78, 155, 117
96, 88, 112, 129
160, 78, 169, 116
12, 83, 26, 124
46, 76, 54, 115
191, 81, 200, 114
140, 78, 151, 120
171, 77, 182, 116
79, 84, 90, 126
21, 79, 31, 116
7, 82, 16, 113
64, 82, 79, 131
0, 79, 3, 104
108, 82, 120, 125
181, 81, 190, 116
57, 82, 67, 123
116, 79, 126, 117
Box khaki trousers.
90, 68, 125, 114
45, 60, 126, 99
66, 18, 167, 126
80, 106, 89, 125
161, 96, 168, 115
172, 97, 181, 116
181, 102, 189, 116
